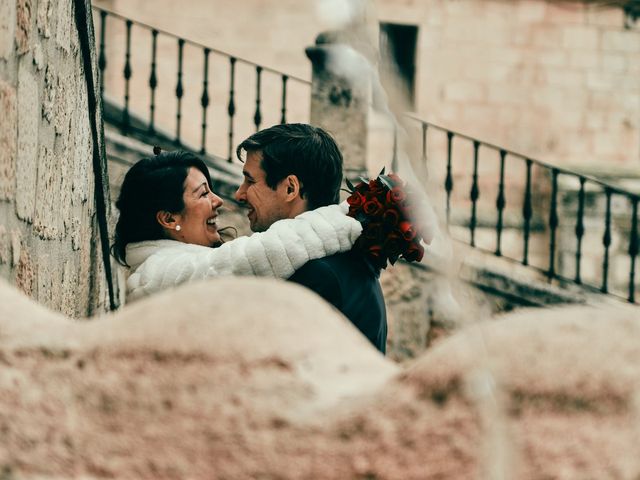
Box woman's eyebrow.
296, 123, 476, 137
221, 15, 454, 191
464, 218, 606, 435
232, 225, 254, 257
192, 182, 208, 193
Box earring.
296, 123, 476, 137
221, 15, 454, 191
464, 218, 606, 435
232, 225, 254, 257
176, 225, 181, 231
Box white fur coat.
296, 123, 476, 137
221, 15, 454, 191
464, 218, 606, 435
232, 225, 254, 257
125, 204, 362, 301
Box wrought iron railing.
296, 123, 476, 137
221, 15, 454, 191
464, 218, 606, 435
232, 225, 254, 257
403, 114, 640, 303
93, 6, 310, 162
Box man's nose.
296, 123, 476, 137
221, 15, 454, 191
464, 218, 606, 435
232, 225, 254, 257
234, 185, 245, 203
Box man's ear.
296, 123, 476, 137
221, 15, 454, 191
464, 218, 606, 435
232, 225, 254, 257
156, 210, 178, 230
282, 175, 302, 202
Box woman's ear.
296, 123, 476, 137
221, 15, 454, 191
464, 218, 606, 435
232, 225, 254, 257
156, 210, 178, 230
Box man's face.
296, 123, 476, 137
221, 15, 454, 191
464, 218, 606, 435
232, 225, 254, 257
234, 151, 289, 232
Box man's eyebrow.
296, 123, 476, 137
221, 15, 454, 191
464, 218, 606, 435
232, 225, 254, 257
192, 181, 208, 193
242, 170, 254, 180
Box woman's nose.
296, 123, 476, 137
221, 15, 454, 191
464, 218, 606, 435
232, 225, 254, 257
210, 192, 223, 209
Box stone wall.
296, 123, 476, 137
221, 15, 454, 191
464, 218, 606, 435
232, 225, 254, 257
0, 0, 115, 317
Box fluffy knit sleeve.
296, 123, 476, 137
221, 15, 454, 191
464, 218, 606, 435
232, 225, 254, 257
126, 204, 362, 300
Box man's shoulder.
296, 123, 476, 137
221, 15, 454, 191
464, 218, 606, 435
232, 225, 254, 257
294, 251, 380, 283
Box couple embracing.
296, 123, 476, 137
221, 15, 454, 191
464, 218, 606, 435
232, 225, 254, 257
113, 124, 388, 353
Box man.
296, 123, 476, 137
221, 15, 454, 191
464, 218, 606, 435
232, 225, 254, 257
235, 123, 387, 353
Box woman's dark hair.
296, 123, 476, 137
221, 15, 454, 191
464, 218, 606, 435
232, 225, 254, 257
236, 123, 343, 210
111, 150, 213, 266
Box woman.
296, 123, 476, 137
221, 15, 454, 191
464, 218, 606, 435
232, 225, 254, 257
113, 151, 362, 301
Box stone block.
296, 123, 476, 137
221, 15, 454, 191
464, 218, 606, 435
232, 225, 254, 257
587, 71, 615, 91
602, 30, 640, 53
42, 65, 55, 124
32, 41, 43, 70
16, 0, 33, 55
15, 247, 34, 296
0, 0, 16, 59
562, 26, 599, 50
531, 25, 563, 48
37, 0, 52, 38
33, 145, 61, 239
55, 0, 72, 54
600, 52, 628, 73
516, 0, 546, 23
11, 229, 21, 267
54, 69, 73, 136
585, 5, 626, 28
72, 78, 92, 207
0, 225, 9, 264
568, 50, 598, 69
0, 79, 17, 201
15, 60, 38, 223
443, 81, 485, 102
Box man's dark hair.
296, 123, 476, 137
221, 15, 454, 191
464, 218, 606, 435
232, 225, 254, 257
236, 123, 343, 210
111, 150, 213, 266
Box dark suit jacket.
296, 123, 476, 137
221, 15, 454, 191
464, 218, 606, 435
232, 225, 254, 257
288, 250, 387, 354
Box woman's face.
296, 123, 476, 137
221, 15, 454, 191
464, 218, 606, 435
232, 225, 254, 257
172, 167, 224, 247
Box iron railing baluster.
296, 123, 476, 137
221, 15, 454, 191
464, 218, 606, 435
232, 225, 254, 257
280, 75, 288, 124
469, 141, 480, 247
522, 159, 533, 266
227, 57, 237, 162
495, 150, 506, 256
148, 29, 158, 134
200, 48, 210, 154
548, 169, 559, 280
445, 132, 454, 227
574, 177, 586, 284
392, 125, 398, 172
98, 11, 107, 98
601, 188, 613, 293
421, 123, 428, 179
175, 38, 185, 145
122, 19, 133, 133
628, 198, 639, 303
254, 66, 262, 131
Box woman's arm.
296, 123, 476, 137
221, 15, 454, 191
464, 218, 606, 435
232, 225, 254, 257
127, 204, 361, 300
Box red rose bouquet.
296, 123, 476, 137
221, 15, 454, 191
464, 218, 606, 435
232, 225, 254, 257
345, 169, 426, 270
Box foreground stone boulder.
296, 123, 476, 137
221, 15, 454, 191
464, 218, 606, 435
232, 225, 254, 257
1, 278, 640, 479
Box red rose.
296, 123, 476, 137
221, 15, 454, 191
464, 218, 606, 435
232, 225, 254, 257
387, 173, 402, 185
363, 198, 384, 217
347, 192, 365, 208
386, 187, 406, 206
384, 232, 405, 258
354, 181, 368, 193
403, 242, 424, 262
382, 208, 400, 227
369, 179, 385, 194
399, 221, 417, 241
363, 222, 384, 241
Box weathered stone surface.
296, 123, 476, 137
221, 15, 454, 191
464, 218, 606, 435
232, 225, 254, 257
10, 229, 21, 267
15, 60, 38, 222
31, 41, 43, 70
33, 145, 61, 239
16, 0, 33, 55
36, 0, 52, 38
53, 66, 73, 136
15, 246, 33, 296
0, 225, 9, 264
0, 0, 16, 59
2, 279, 640, 479
41, 65, 55, 123
0, 79, 17, 201
55, 0, 72, 54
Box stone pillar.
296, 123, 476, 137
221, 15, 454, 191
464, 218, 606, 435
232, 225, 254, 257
306, 33, 371, 181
